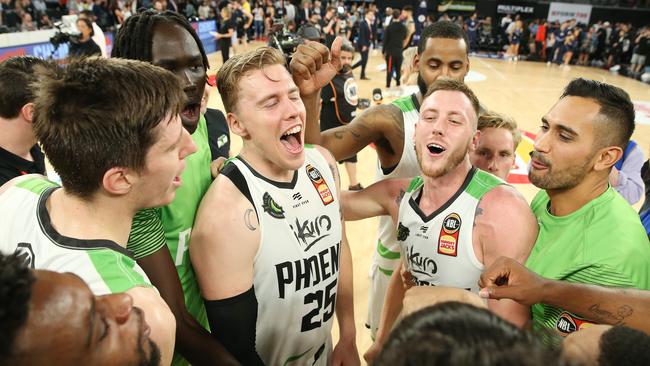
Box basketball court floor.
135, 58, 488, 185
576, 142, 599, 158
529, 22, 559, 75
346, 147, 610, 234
206, 42, 650, 360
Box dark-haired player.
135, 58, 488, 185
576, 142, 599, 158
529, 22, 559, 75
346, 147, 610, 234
523, 78, 650, 342
292, 21, 472, 337
0, 56, 196, 366
0, 56, 47, 186
0, 253, 161, 366
112, 10, 237, 365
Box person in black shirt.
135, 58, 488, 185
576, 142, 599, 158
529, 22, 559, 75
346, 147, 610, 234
320, 43, 362, 190
68, 18, 102, 57
215, 5, 234, 63
0, 56, 48, 186
382, 9, 407, 88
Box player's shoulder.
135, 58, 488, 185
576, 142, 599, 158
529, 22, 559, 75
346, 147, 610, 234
480, 184, 529, 211
0, 174, 54, 197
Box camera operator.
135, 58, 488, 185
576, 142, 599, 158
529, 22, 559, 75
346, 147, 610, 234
68, 18, 101, 57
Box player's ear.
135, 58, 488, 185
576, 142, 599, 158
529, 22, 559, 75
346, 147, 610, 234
471, 129, 481, 151
412, 52, 420, 70
21, 103, 34, 123
593, 145, 622, 172
102, 167, 133, 196
227, 112, 250, 139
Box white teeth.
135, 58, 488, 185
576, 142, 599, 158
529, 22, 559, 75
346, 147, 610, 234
428, 143, 444, 149
282, 126, 302, 136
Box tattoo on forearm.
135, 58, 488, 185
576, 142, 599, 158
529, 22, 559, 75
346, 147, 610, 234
244, 209, 257, 231
587, 303, 633, 325
333, 129, 362, 141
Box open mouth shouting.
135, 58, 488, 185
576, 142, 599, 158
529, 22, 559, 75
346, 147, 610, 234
280, 125, 304, 154
427, 143, 447, 156
180, 100, 201, 131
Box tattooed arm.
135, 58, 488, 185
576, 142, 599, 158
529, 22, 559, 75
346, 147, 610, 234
291, 37, 406, 165
341, 178, 410, 223
479, 257, 650, 333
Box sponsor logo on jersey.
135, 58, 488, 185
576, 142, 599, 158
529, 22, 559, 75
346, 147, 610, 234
217, 134, 229, 148
293, 192, 302, 201
556, 312, 595, 335
290, 215, 332, 251
405, 244, 438, 281
14, 243, 35, 269
397, 222, 410, 241
262, 192, 285, 219
306, 164, 334, 205
438, 213, 461, 257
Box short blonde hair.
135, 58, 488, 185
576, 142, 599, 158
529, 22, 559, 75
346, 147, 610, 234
477, 111, 522, 150
216, 46, 286, 113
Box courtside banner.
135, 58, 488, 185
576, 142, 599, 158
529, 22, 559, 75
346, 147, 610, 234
548, 2, 592, 25
496, 1, 536, 15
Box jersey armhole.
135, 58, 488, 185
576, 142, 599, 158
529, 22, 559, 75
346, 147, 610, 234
221, 162, 257, 220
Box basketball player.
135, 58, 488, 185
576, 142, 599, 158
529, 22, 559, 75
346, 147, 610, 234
291, 21, 471, 336
336, 79, 537, 362
0, 57, 195, 366
190, 47, 358, 366
0, 253, 160, 366
522, 79, 650, 342
112, 10, 238, 365
470, 111, 522, 181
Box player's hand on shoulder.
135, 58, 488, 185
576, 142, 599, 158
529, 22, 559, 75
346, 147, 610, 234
363, 341, 382, 365
210, 157, 228, 179
290, 37, 342, 96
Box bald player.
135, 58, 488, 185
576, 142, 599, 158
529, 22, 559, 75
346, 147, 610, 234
291, 20, 472, 337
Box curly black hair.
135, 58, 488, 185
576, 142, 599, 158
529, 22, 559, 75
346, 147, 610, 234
111, 9, 209, 70
0, 253, 35, 363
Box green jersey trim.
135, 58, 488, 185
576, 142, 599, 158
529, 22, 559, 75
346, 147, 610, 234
16, 176, 58, 195
304, 143, 315, 149
392, 94, 417, 113
465, 169, 505, 200
128, 208, 166, 259
377, 239, 400, 260
87, 247, 151, 293
378, 266, 394, 276
406, 176, 423, 193
282, 347, 313, 366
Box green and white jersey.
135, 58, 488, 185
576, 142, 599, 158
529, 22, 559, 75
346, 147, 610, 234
224, 146, 342, 366
128, 115, 213, 366
397, 168, 503, 291
368, 94, 421, 335
526, 187, 650, 343
0, 176, 151, 295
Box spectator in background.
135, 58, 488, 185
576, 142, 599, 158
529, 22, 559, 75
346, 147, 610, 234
320, 5, 336, 47
215, 5, 234, 63
383, 8, 407, 88
535, 19, 547, 60
402, 5, 415, 47
251, 0, 263, 38
631, 27, 649, 75
19, 12, 36, 31
465, 12, 478, 51
68, 17, 101, 57
38, 12, 52, 28
0, 56, 47, 186
352, 9, 372, 80
320, 42, 363, 190
79, 10, 107, 57
609, 140, 645, 205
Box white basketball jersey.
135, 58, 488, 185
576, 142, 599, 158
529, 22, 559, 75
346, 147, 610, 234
373, 94, 421, 277
397, 169, 505, 291
227, 146, 342, 366
0, 176, 151, 295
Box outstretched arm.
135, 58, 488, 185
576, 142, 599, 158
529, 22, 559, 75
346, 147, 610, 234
342, 178, 409, 222
479, 257, 650, 334
475, 185, 538, 328
291, 38, 404, 163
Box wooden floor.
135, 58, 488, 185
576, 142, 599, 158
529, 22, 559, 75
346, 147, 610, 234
206, 42, 650, 362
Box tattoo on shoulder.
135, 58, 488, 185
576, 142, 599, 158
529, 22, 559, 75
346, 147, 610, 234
395, 189, 405, 207
587, 303, 633, 326
244, 209, 257, 231
334, 128, 362, 141
473, 200, 484, 227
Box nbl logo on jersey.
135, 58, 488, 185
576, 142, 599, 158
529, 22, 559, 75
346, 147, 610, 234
438, 213, 461, 257
306, 164, 334, 206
